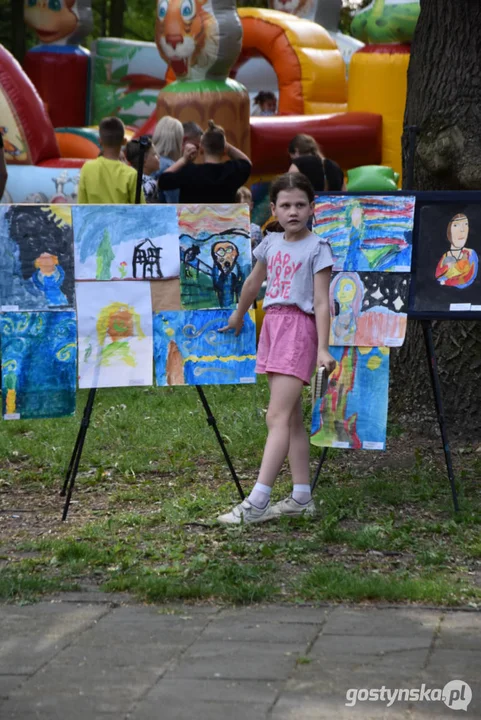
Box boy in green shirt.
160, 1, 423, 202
78, 117, 145, 204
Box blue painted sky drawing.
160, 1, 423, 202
311, 346, 389, 450
72, 205, 180, 280
153, 309, 256, 386
0, 311, 76, 420
314, 195, 415, 272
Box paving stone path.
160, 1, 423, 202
1, 594, 480, 719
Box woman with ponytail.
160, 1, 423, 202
157, 119, 252, 203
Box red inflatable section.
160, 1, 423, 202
251, 112, 382, 175
24, 47, 90, 128
0, 45, 59, 165
136, 111, 382, 176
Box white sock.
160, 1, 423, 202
248, 482, 272, 509
292, 484, 312, 505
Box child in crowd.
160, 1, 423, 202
157, 120, 251, 203
236, 186, 263, 250
218, 172, 335, 525
125, 137, 160, 203
252, 91, 277, 116
78, 117, 145, 204
288, 134, 345, 192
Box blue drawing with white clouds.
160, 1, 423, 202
153, 309, 257, 386
72, 205, 180, 281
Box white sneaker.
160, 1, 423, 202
217, 499, 273, 525
269, 497, 316, 518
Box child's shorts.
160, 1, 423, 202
256, 305, 318, 385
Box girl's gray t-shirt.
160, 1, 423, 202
254, 231, 333, 314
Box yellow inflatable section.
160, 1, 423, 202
348, 47, 410, 180
239, 8, 347, 116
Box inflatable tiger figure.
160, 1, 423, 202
156, 0, 220, 80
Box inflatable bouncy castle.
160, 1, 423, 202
0, 0, 421, 203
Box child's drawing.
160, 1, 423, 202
330, 272, 409, 347
72, 205, 180, 280
0, 311, 76, 420
314, 195, 415, 272
0, 205, 74, 310
153, 309, 256, 386
76, 281, 153, 388
177, 204, 251, 309
311, 346, 390, 450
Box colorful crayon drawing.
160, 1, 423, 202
177, 205, 251, 309
72, 205, 180, 280
0, 205, 74, 310
76, 281, 153, 389
330, 272, 409, 347
314, 195, 415, 272
153, 309, 256, 386
311, 346, 390, 450
435, 213, 478, 289
0, 311, 76, 420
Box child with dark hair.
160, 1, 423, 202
78, 117, 145, 204
252, 91, 277, 116
125, 137, 160, 203
157, 120, 251, 203
288, 133, 345, 192
217, 172, 335, 525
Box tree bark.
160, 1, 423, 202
395, 0, 481, 436
11, 0, 26, 61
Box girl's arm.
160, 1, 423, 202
225, 142, 252, 165
219, 261, 267, 335
314, 268, 336, 374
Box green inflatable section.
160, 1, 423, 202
347, 165, 400, 192
351, 0, 420, 45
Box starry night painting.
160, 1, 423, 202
330, 272, 409, 347
0, 205, 74, 310
0, 311, 77, 420
153, 309, 257, 386
177, 205, 252, 310
314, 195, 415, 272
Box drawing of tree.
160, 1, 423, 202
96, 229, 115, 280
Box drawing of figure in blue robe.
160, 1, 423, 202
211, 240, 243, 307
31, 253, 68, 306
345, 204, 366, 271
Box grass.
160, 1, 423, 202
1, 380, 481, 607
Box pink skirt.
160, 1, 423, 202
256, 305, 318, 385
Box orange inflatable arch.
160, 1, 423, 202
238, 8, 347, 116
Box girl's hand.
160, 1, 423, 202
219, 310, 244, 336
317, 349, 336, 376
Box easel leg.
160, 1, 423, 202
195, 386, 245, 500
61, 388, 97, 521
421, 321, 460, 512
311, 447, 328, 493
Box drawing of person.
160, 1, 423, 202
211, 240, 243, 307
435, 213, 478, 289
344, 202, 366, 271
31, 252, 68, 306
96, 302, 146, 367
329, 272, 364, 344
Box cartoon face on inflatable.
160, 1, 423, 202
155, 0, 219, 80
24, 0, 78, 44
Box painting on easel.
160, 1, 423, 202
311, 346, 390, 451
72, 205, 180, 281
410, 197, 481, 317
177, 204, 252, 310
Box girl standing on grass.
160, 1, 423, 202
218, 173, 335, 525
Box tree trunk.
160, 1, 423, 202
11, 0, 26, 61
109, 0, 125, 37
395, 0, 481, 436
